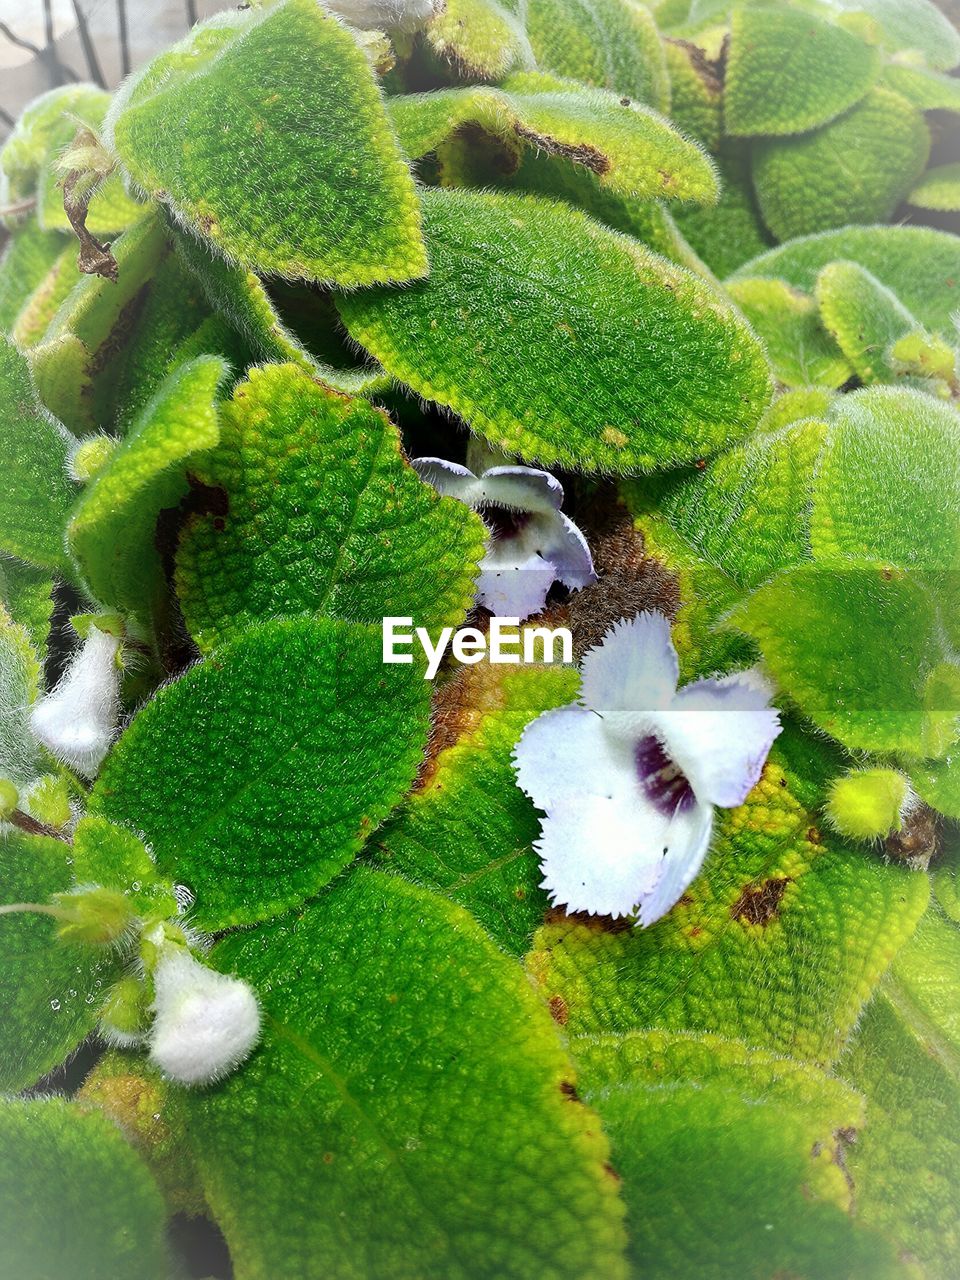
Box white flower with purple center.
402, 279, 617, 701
412, 458, 596, 620
513, 612, 782, 925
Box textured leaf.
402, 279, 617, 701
524, 0, 670, 109
376, 664, 578, 954
837, 972, 960, 1275
31, 212, 167, 433
0, 561, 55, 655
0, 335, 76, 573
185, 867, 628, 1280
0, 832, 122, 1091
908, 753, 960, 819
425, 0, 533, 81
389, 84, 718, 205
11, 240, 83, 350
753, 89, 930, 240
882, 61, 960, 112
0, 607, 43, 789
814, 260, 926, 385
573, 1030, 904, 1280
729, 563, 958, 755
0, 84, 108, 201
730, 222, 960, 331
671, 141, 772, 277
338, 187, 772, 473
68, 355, 225, 616
173, 228, 388, 395
908, 161, 960, 212
0, 222, 66, 335
91, 618, 431, 929
726, 277, 852, 388
105, 0, 426, 287
659, 416, 827, 587
175, 363, 483, 653
725, 5, 879, 137
0, 1099, 169, 1280
662, 37, 722, 149
526, 739, 929, 1064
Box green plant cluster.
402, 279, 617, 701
0, 0, 959, 1276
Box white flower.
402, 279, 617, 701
324, 0, 440, 31
148, 945, 260, 1086
30, 627, 121, 779
413, 458, 596, 620
513, 612, 782, 925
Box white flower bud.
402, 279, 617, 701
325, 0, 440, 32
148, 946, 260, 1087
30, 627, 120, 779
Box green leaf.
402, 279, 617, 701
0, 608, 43, 789
104, 0, 427, 287
907, 753, 960, 819
811, 387, 960, 571
832, 0, 960, 71
337, 187, 772, 474
72, 815, 178, 920
814, 260, 927, 386
659, 416, 828, 587
0, 222, 67, 335
726, 277, 852, 388
172, 228, 388, 395
174, 362, 483, 652
525, 0, 670, 109
376, 664, 578, 954
0, 560, 55, 655
730, 222, 960, 331
0, 832, 122, 1091
0, 334, 76, 573
573, 1030, 905, 1280
0, 1098, 169, 1280
728, 562, 958, 755
425, 0, 533, 81
68, 355, 226, 616
837, 961, 960, 1274
662, 37, 722, 149
671, 141, 772, 277
725, 5, 880, 137
882, 61, 960, 112
11, 240, 83, 350
91, 618, 431, 929
526, 736, 930, 1064
31, 212, 167, 433
908, 160, 960, 211
184, 867, 628, 1280
752, 88, 930, 240
0, 84, 108, 201
389, 84, 718, 205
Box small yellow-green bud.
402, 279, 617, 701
99, 976, 150, 1046
0, 779, 19, 820
826, 768, 913, 842
70, 435, 120, 483
51, 886, 136, 947
22, 775, 72, 830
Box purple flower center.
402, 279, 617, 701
635, 735, 695, 816
480, 505, 532, 541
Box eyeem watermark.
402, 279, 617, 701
383, 617, 573, 680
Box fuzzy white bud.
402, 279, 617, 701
148, 946, 260, 1086
30, 627, 120, 779
325, 0, 441, 31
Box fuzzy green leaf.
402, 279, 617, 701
753, 88, 930, 240
574, 1030, 904, 1280
376, 664, 578, 954
425, 0, 533, 81
0, 833, 122, 1091
185, 867, 628, 1280
725, 5, 880, 137
671, 141, 772, 277
730, 223, 960, 332
527, 738, 929, 1064
91, 618, 431, 929
0, 222, 67, 336
11, 241, 83, 350
525, 0, 670, 109
338, 187, 772, 473
882, 62, 960, 112
907, 161, 960, 212
831, 0, 960, 71
175, 362, 484, 653
68, 355, 225, 616
814, 260, 928, 385
662, 38, 722, 149
389, 84, 718, 205
0, 1098, 169, 1280
0, 561, 55, 655
726, 277, 852, 388
1, 84, 108, 201
104, 0, 426, 287
0, 608, 43, 789
0, 335, 76, 573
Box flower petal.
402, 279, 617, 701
579, 612, 680, 724
479, 466, 564, 514
635, 801, 713, 927
477, 551, 556, 619
411, 457, 478, 500
513, 704, 625, 813
536, 793, 712, 920
539, 512, 597, 591
657, 675, 782, 809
